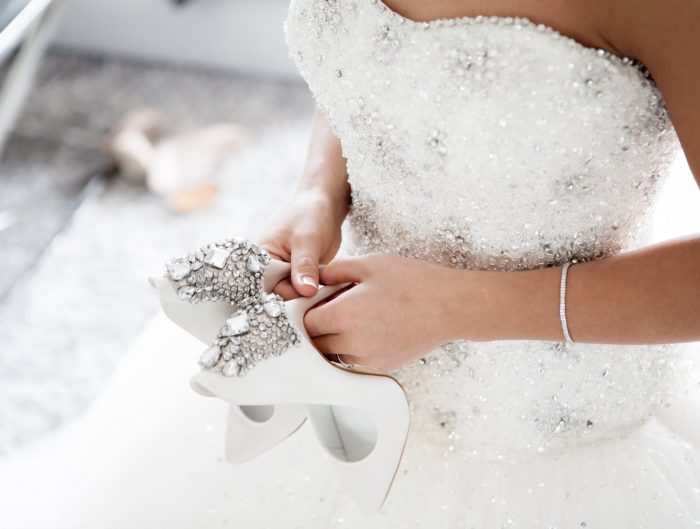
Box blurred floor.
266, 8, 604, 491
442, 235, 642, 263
0, 49, 315, 455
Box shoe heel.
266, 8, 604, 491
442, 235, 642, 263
190, 283, 411, 513
225, 403, 307, 463
149, 273, 307, 463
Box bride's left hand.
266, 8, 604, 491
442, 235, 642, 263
303, 252, 471, 371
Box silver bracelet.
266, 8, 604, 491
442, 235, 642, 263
559, 260, 576, 347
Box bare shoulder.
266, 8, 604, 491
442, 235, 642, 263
593, 0, 700, 185
593, 0, 700, 62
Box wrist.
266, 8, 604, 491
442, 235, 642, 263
441, 267, 491, 342
291, 187, 348, 227
297, 170, 350, 206
294, 179, 350, 224
445, 265, 563, 342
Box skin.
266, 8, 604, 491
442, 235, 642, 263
259, 0, 700, 372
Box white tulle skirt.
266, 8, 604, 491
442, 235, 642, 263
2, 313, 700, 529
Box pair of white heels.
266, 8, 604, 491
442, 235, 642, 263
148, 237, 410, 513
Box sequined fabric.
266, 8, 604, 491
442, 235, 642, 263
283, 0, 683, 463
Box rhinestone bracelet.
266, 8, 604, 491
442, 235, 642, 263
559, 260, 576, 347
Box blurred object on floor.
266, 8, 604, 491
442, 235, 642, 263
102, 107, 161, 182
105, 107, 251, 212
165, 181, 218, 213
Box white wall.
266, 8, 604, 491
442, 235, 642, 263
51, 0, 300, 79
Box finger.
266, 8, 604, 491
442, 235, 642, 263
320, 282, 356, 303
257, 239, 290, 262
310, 334, 338, 356
318, 256, 367, 285
335, 353, 364, 365
290, 235, 322, 297
313, 338, 365, 366
264, 249, 285, 261
311, 335, 364, 365
271, 277, 300, 301
303, 301, 339, 338
340, 353, 367, 365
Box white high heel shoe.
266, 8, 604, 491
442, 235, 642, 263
149, 238, 307, 462
188, 282, 410, 513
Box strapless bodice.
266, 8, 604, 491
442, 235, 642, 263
283, 0, 684, 462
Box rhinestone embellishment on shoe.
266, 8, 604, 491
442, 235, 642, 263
165, 237, 271, 306
199, 292, 303, 377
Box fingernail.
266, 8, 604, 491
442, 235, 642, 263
300, 275, 317, 289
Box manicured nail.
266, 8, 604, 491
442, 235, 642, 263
300, 275, 317, 289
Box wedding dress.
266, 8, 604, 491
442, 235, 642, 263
3, 0, 700, 527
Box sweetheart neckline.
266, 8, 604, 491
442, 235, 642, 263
371, 0, 651, 78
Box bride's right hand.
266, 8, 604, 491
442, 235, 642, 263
257, 188, 346, 300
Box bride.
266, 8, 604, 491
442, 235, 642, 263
3, 0, 700, 527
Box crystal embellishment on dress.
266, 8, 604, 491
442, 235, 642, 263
200, 291, 303, 377
165, 238, 271, 305
283, 0, 683, 461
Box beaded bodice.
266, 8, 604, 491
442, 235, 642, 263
283, 0, 683, 462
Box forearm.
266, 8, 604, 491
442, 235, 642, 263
296, 105, 351, 223
447, 234, 700, 344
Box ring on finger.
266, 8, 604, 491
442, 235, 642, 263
335, 353, 354, 369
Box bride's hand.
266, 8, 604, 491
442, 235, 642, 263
305, 253, 471, 372
257, 188, 345, 300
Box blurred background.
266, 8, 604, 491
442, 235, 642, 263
0, 0, 698, 463
0, 0, 318, 457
